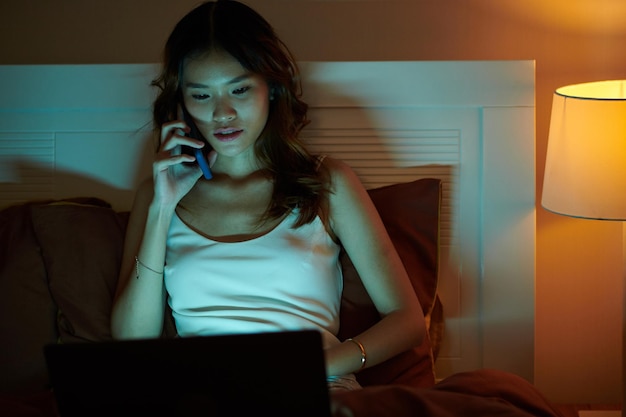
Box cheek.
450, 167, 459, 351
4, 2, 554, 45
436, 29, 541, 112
182, 95, 197, 112
243, 97, 270, 124
184, 102, 218, 131
182, 100, 203, 123
253, 85, 271, 117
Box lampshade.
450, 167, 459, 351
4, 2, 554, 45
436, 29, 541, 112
542, 80, 626, 220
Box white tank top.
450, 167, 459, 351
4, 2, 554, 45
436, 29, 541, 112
164, 210, 343, 348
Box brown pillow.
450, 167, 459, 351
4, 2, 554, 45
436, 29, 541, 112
337, 178, 442, 388
30, 200, 126, 344
0, 202, 58, 392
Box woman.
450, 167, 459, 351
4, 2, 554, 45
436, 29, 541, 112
111, 0, 425, 391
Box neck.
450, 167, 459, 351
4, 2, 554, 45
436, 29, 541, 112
211, 152, 263, 180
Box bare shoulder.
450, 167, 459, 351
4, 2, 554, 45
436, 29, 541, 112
318, 156, 362, 193
318, 156, 378, 235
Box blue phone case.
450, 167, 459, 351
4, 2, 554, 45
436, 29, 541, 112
194, 148, 213, 180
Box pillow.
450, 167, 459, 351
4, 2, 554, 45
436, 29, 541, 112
337, 178, 442, 388
0, 202, 58, 392
30, 199, 127, 344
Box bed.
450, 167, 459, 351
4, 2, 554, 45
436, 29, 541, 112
0, 61, 552, 416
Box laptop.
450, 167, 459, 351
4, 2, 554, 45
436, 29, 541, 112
44, 330, 332, 417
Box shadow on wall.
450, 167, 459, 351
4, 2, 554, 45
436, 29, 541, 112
0, 129, 156, 211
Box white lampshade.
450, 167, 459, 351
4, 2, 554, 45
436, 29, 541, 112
542, 80, 626, 220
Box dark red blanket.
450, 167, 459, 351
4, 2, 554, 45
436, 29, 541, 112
331, 369, 564, 417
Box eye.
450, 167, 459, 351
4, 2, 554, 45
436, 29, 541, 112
192, 93, 210, 101
232, 86, 251, 95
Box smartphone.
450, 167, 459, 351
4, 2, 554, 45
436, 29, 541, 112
180, 106, 213, 180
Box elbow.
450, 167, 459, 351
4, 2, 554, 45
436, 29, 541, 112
110, 309, 131, 340
384, 306, 427, 352
110, 305, 162, 340
412, 314, 427, 348
110, 322, 162, 341
402, 304, 427, 350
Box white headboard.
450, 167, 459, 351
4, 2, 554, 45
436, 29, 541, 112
0, 61, 536, 382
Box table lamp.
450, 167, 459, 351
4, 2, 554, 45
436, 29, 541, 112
542, 80, 625, 417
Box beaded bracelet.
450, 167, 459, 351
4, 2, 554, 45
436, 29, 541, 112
346, 338, 367, 370
135, 256, 164, 279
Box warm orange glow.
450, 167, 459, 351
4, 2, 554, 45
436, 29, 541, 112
542, 80, 626, 220
491, 0, 626, 33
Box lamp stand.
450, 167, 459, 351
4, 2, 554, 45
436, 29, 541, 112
579, 224, 626, 417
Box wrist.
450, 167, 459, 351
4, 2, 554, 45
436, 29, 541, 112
346, 338, 367, 371
325, 338, 369, 377
148, 200, 177, 222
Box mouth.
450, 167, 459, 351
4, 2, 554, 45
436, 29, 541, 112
213, 127, 243, 142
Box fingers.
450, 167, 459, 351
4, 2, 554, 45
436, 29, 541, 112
152, 151, 203, 193
159, 119, 206, 151
153, 153, 194, 172
153, 119, 204, 179
160, 119, 185, 148
149, 113, 207, 205
160, 121, 196, 150
158, 119, 207, 169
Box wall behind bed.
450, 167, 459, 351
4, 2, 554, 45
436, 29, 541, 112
1, 0, 623, 405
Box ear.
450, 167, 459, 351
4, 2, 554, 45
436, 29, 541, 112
268, 82, 279, 101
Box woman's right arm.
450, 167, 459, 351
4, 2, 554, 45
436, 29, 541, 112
110, 180, 176, 339
111, 118, 208, 339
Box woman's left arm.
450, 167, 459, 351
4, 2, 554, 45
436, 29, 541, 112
323, 157, 426, 378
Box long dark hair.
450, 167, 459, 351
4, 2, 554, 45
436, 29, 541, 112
152, 0, 328, 226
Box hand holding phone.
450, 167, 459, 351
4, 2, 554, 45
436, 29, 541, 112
179, 105, 213, 180
192, 147, 213, 180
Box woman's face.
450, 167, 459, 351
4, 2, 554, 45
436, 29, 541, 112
181, 49, 271, 160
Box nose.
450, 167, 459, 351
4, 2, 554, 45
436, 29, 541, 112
213, 97, 236, 123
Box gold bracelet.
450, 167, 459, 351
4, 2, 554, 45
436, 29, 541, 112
346, 338, 366, 370
134, 256, 164, 279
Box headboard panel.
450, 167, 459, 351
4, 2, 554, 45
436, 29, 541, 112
299, 61, 536, 381
0, 61, 535, 381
